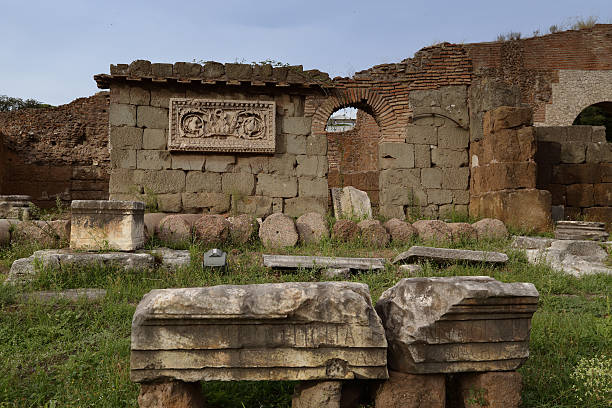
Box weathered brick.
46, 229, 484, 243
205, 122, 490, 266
110, 127, 142, 150
109, 104, 136, 126
256, 174, 298, 198
143, 129, 167, 150
136, 106, 168, 129
222, 173, 255, 195
185, 171, 221, 192
137, 150, 171, 170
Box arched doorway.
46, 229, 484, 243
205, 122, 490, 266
573, 101, 612, 142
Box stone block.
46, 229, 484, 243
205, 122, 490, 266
330, 186, 372, 219
286, 134, 308, 154
560, 142, 587, 164
586, 142, 612, 163
181, 192, 230, 214
205, 155, 235, 172
134, 170, 186, 194
472, 162, 536, 193
111, 148, 137, 169
129, 87, 150, 105
427, 189, 453, 205
379, 205, 406, 220
594, 183, 612, 206
70, 200, 145, 251
431, 148, 468, 168
484, 128, 536, 163
379, 143, 415, 169
233, 196, 273, 218
393, 246, 507, 265
483, 106, 532, 133
299, 177, 328, 198
203, 61, 225, 78
583, 206, 612, 223
128, 60, 151, 76
282, 117, 312, 135
142, 129, 167, 150
552, 163, 600, 184
380, 169, 420, 189
306, 133, 328, 155
137, 150, 171, 170
130, 282, 388, 382
296, 155, 325, 177
157, 194, 182, 213
110, 84, 130, 104
592, 126, 607, 142
185, 171, 221, 193
409, 89, 441, 107
442, 167, 469, 190
380, 186, 413, 206
110, 104, 137, 126
470, 189, 552, 232
375, 371, 446, 408
222, 173, 255, 195
269, 154, 297, 175
151, 63, 173, 78
414, 144, 431, 168
535, 141, 561, 165
292, 381, 341, 408
138, 380, 205, 408
566, 184, 594, 207
110, 127, 143, 150
440, 85, 467, 107
406, 125, 437, 144
566, 125, 593, 141
534, 126, 568, 142
421, 168, 442, 188
601, 163, 612, 183
109, 169, 136, 194
136, 106, 169, 129
235, 156, 269, 174
173, 62, 203, 78
256, 174, 298, 198
376, 276, 538, 374
440, 204, 468, 218
284, 197, 328, 217
151, 86, 183, 108
448, 371, 522, 408
438, 126, 469, 149
11, 220, 70, 248
452, 189, 470, 205
171, 154, 205, 171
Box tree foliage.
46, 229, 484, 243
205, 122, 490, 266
0, 95, 51, 112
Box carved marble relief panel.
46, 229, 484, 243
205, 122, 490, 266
169, 98, 275, 152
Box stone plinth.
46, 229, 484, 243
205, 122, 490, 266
375, 276, 538, 374
0, 195, 32, 220
130, 282, 388, 383
70, 200, 145, 251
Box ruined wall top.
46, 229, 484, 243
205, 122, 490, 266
94, 60, 332, 90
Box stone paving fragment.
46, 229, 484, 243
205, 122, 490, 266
19, 288, 107, 303
554, 220, 609, 241
525, 239, 611, 276
130, 282, 388, 383
392, 246, 508, 264
263, 254, 385, 270
375, 276, 538, 374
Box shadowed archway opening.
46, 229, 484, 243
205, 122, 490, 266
573, 102, 612, 142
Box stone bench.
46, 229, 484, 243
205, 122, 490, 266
131, 282, 388, 407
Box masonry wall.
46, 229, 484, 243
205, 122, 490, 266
535, 125, 612, 222
107, 81, 328, 218
0, 93, 110, 207
327, 111, 380, 206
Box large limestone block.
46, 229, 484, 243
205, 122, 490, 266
130, 282, 388, 382
374, 371, 446, 408
331, 186, 372, 220
70, 200, 145, 251
375, 276, 538, 374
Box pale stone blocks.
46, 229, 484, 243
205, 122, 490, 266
185, 172, 221, 193
406, 124, 437, 144
421, 168, 442, 188
415, 144, 431, 168
181, 192, 230, 213
286, 134, 308, 154
134, 170, 185, 194
427, 189, 453, 205
111, 149, 136, 169
156, 194, 182, 212
110, 104, 137, 126
438, 126, 469, 149
298, 177, 328, 197
442, 167, 469, 190
137, 150, 171, 170
142, 129, 167, 150
109, 169, 136, 194
284, 197, 327, 217
222, 173, 255, 195
256, 174, 298, 198
379, 142, 415, 169
305, 133, 327, 155
296, 155, 326, 177
129, 87, 150, 105
205, 155, 235, 172
269, 154, 297, 175
110, 127, 143, 150
282, 117, 312, 135
431, 147, 468, 167
171, 154, 205, 171
136, 106, 168, 129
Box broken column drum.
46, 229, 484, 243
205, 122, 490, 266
375, 276, 539, 374
130, 282, 388, 382
70, 200, 145, 251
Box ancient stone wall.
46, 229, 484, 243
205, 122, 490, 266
0, 93, 110, 207
327, 111, 380, 206
98, 61, 329, 217
535, 126, 611, 222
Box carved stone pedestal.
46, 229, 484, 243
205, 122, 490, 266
0, 195, 32, 220
138, 380, 206, 408
292, 381, 342, 408
447, 371, 522, 408
374, 371, 446, 408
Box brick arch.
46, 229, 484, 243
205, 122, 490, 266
311, 88, 401, 139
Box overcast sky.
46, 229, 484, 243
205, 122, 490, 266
1, 0, 610, 106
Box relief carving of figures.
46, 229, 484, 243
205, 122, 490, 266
169, 99, 275, 152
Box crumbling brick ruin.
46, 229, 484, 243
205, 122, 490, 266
2, 25, 611, 227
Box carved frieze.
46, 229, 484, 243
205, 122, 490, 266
169, 98, 275, 152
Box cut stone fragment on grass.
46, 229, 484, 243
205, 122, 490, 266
19, 289, 107, 303
392, 246, 508, 265
262, 254, 386, 270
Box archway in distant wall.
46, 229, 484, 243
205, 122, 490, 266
573, 101, 612, 142
312, 88, 401, 212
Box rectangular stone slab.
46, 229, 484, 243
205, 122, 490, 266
262, 255, 385, 270
554, 221, 608, 241
376, 276, 538, 374
392, 246, 508, 265
131, 282, 388, 382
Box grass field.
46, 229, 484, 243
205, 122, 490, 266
0, 234, 610, 407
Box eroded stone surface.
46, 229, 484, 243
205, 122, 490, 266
392, 246, 508, 265
447, 371, 522, 408
292, 381, 341, 408
375, 276, 538, 374
374, 371, 446, 408
227, 214, 257, 244
147, 248, 191, 269
138, 380, 206, 408
358, 220, 390, 247
130, 282, 388, 382
259, 213, 299, 248
332, 219, 360, 242
19, 288, 107, 303
447, 222, 477, 241
412, 220, 452, 242
193, 215, 230, 244
331, 186, 372, 220
13, 220, 71, 248
525, 239, 611, 276
510, 235, 554, 250
296, 212, 329, 244
384, 219, 417, 244
158, 215, 193, 244
554, 220, 609, 241
0, 195, 32, 220
472, 218, 508, 240
70, 200, 145, 251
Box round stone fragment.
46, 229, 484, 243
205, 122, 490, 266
472, 218, 508, 240
332, 219, 360, 242
227, 214, 258, 244
194, 214, 230, 245
357, 219, 390, 248
447, 222, 477, 241
412, 219, 452, 242
383, 218, 417, 244
158, 215, 192, 244
258, 213, 299, 248
143, 213, 167, 239
296, 212, 329, 244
